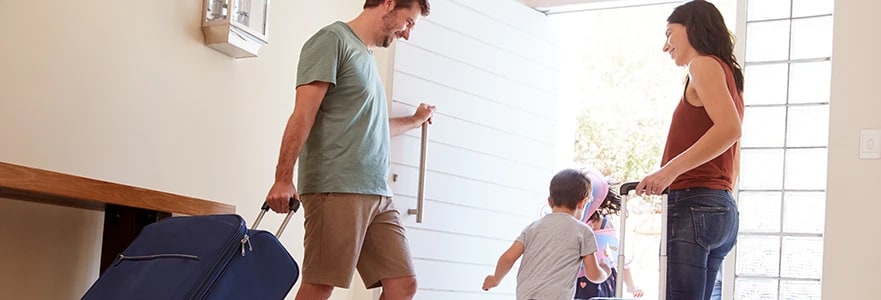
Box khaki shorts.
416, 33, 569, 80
300, 193, 415, 289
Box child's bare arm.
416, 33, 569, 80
623, 268, 645, 297
582, 253, 611, 283
482, 241, 525, 291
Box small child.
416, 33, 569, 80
575, 174, 644, 299
482, 168, 611, 299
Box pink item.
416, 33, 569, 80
581, 168, 609, 222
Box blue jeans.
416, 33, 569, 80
709, 269, 723, 300
666, 188, 738, 300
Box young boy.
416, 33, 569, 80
482, 168, 611, 299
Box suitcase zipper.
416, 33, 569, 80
241, 234, 252, 256
190, 218, 247, 300
114, 253, 199, 267
117, 253, 200, 261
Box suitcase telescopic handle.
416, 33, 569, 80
619, 181, 669, 298
619, 181, 670, 195
253, 198, 300, 238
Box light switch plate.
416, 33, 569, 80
860, 128, 881, 159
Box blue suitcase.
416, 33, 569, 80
82, 201, 301, 300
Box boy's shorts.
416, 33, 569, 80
300, 193, 415, 289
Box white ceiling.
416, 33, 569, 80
519, 0, 619, 9
519, 0, 685, 14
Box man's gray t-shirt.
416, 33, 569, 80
515, 213, 598, 300
295, 21, 392, 197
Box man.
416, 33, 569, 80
265, 1, 433, 299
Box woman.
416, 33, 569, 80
636, 1, 743, 299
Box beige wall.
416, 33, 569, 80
822, 0, 881, 297
0, 0, 375, 299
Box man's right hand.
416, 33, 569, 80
266, 181, 298, 213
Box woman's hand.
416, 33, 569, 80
636, 167, 679, 195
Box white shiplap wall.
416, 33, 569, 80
387, 0, 560, 298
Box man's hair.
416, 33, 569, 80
549, 169, 592, 210
364, 0, 431, 16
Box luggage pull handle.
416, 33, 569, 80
407, 123, 429, 223
253, 198, 300, 238
618, 181, 668, 299
619, 181, 669, 195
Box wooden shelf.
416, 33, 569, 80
0, 161, 238, 273
0, 161, 235, 215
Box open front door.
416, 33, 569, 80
386, 0, 561, 298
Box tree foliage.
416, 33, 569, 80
555, 8, 687, 183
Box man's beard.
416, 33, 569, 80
381, 35, 394, 48
378, 10, 397, 48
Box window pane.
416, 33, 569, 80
736, 235, 780, 276
787, 105, 830, 147
744, 63, 789, 105
790, 16, 834, 60
784, 149, 828, 190
740, 149, 784, 190
792, 0, 835, 17
746, 21, 791, 62
738, 192, 782, 233
736, 278, 779, 300
780, 280, 822, 300
742, 106, 786, 147
789, 61, 832, 104
783, 192, 826, 234
747, 0, 790, 21
781, 237, 824, 279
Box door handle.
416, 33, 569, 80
407, 123, 429, 223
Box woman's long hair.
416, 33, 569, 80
668, 0, 744, 92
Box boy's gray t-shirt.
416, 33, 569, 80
295, 21, 392, 197
515, 213, 598, 300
